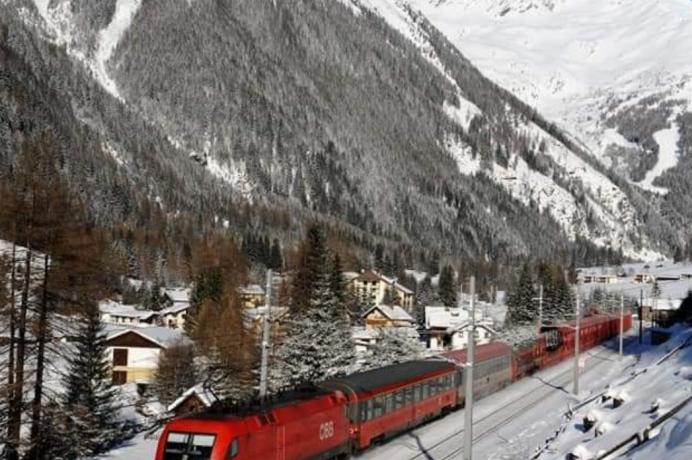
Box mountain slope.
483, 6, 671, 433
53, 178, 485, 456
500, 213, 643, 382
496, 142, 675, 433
397, 0, 692, 248
0, 0, 683, 262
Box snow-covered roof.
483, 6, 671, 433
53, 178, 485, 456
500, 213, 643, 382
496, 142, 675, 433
99, 300, 159, 320
160, 303, 192, 315
352, 326, 379, 341
362, 305, 414, 322
343, 271, 360, 281
106, 326, 186, 348
237, 284, 265, 296
162, 287, 190, 304
167, 384, 219, 413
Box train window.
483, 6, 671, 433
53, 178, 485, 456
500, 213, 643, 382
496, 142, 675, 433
422, 382, 429, 399
360, 401, 369, 422
405, 386, 414, 404
164, 432, 216, 460
226, 437, 239, 459
415, 384, 423, 402
385, 393, 394, 413
395, 390, 405, 409
373, 396, 385, 418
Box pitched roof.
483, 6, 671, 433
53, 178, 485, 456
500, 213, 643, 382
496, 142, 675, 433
162, 288, 190, 304
237, 284, 265, 296
99, 300, 159, 320
353, 270, 414, 295
167, 384, 219, 412
106, 326, 186, 348
362, 305, 414, 322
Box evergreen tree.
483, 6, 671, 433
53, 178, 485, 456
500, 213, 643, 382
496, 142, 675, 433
271, 255, 355, 390
506, 263, 537, 327
61, 305, 124, 457
364, 328, 425, 369
438, 265, 457, 307
270, 238, 283, 270
290, 224, 327, 313
652, 279, 662, 300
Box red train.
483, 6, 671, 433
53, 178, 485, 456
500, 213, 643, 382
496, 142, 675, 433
156, 312, 631, 460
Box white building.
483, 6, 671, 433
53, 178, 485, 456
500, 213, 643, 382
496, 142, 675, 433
362, 304, 416, 328
99, 300, 161, 326
424, 305, 495, 351
105, 326, 186, 385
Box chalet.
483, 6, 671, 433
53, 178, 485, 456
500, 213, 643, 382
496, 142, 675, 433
237, 284, 266, 308
157, 288, 192, 329
167, 384, 219, 416
362, 305, 415, 328
424, 306, 494, 351
105, 327, 186, 385
99, 301, 161, 326
349, 270, 414, 310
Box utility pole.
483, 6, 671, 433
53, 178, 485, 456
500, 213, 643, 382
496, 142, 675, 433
258, 269, 273, 399
464, 276, 476, 460
537, 284, 544, 333
639, 289, 643, 344
619, 294, 624, 357
573, 289, 581, 396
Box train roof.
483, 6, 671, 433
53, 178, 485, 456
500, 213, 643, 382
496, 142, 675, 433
440, 341, 512, 366
326, 360, 454, 394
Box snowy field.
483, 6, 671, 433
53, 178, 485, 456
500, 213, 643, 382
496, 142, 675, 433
98, 324, 692, 459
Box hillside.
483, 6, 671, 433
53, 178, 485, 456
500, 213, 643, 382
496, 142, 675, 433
0, 0, 686, 264
399, 0, 692, 252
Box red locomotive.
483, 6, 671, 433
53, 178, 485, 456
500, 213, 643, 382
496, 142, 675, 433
155, 312, 631, 460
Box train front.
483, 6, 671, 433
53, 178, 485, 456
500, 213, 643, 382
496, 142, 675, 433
155, 414, 244, 460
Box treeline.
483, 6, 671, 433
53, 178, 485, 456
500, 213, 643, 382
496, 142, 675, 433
0, 135, 127, 459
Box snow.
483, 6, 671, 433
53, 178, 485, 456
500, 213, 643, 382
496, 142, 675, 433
637, 121, 681, 195
94, 0, 143, 99
401, 0, 692, 185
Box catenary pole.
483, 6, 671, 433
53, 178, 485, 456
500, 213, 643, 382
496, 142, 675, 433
619, 294, 625, 357
464, 276, 476, 460
573, 289, 580, 395
258, 269, 273, 399
639, 289, 643, 344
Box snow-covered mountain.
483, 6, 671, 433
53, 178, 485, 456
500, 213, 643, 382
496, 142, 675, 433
397, 0, 692, 193
2, 0, 689, 261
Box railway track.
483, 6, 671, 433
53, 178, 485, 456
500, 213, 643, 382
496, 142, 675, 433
401, 340, 634, 460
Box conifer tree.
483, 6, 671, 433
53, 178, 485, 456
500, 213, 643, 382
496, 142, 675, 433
364, 328, 425, 369
270, 238, 283, 270
271, 254, 355, 390
438, 264, 457, 307
289, 224, 327, 313
506, 263, 537, 327
61, 305, 124, 458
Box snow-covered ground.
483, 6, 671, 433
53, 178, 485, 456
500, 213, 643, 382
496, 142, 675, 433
578, 261, 692, 304
361, 327, 692, 459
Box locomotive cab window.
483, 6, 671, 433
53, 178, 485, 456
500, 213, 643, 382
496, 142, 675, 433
226, 437, 239, 459
164, 432, 216, 460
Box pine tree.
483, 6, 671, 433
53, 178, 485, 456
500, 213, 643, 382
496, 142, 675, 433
364, 328, 425, 369
270, 238, 283, 270
506, 263, 537, 327
289, 224, 327, 313
438, 265, 457, 307
61, 305, 124, 457
271, 255, 355, 390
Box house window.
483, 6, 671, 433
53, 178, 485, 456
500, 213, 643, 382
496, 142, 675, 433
113, 348, 128, 367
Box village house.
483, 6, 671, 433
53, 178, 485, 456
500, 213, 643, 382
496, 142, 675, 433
424, 306, 494, 351
159, 288, 192, 329
362, 304, 416, 329
105, 326, 186, 385
349, 270, 414, 310
237, 284, 266, 308
99, 300, 161, 327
